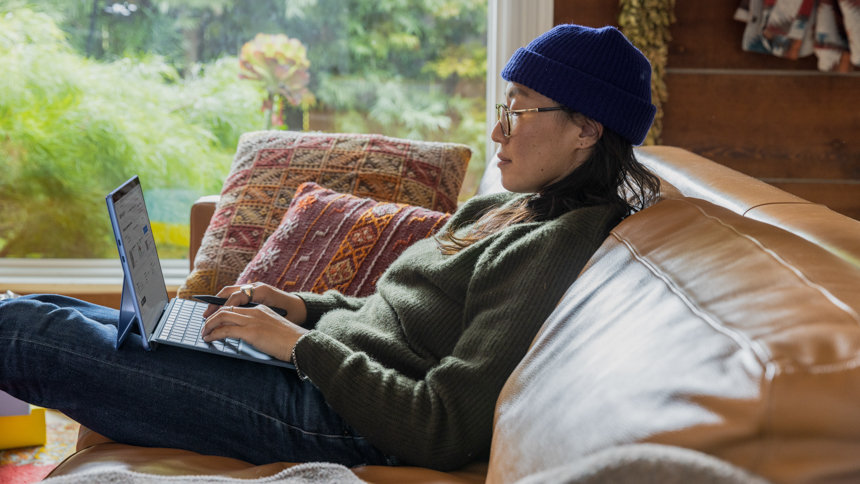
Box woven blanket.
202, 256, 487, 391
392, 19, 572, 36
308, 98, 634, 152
41, 463, 365, 484
517, 444, 771, 484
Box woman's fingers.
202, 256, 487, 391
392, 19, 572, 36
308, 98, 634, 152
202, 306, 252, 340
226, 282, 274, 307
225, 288, 252, 306
202, 305, 282, 339
203, 284, 263, 318
214, 284, 240, 298
200, 304, 304, 362
202, 284, 243, 318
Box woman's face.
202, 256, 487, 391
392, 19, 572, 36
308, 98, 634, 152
491, 82, 598, 193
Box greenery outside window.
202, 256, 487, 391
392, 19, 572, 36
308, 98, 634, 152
0, 0, 488, 261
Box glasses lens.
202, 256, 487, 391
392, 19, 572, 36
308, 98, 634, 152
496, 104, 510, 137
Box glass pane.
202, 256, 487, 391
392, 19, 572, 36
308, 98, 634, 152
0, 0, 487, 259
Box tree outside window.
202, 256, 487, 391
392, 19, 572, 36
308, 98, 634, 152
0, 0, 487, 259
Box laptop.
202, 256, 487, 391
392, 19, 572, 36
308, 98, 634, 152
106, 176, 293, 368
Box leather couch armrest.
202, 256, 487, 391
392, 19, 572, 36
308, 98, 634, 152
189, 195, 219, 270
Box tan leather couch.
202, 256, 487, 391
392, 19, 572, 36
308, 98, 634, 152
48, 146, 860, 483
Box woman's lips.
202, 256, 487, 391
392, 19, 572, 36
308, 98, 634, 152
496, 154, 511, 166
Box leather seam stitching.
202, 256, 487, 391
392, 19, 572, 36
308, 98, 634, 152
742, 201, 815, 217
608, 231, 773, 366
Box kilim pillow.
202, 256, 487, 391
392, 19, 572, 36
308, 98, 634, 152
235, 182, 451, 297
176, 131, 470, 299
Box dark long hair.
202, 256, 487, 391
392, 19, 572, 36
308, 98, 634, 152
436, 111, 660, 254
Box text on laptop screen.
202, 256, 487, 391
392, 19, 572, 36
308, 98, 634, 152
113, 180, 168, 336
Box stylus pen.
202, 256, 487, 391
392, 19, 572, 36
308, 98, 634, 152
193, 295, 288, 317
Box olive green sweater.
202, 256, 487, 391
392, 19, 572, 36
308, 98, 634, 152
293, 192, 621, 470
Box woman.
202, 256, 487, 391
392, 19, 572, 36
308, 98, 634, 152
0, 25, 659, 471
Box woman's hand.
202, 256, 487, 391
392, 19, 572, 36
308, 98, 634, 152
202, 282, 308, 325
202, 305, 307, 362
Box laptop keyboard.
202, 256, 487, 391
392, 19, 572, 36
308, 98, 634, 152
160, 298, 241, 354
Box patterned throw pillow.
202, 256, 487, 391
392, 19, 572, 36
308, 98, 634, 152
177, 130, 470, 298
236, 182, 450, 297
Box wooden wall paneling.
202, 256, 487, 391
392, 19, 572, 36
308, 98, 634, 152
553, 0, 618, 28
552, 1, 860, 220
663, 2, 860, 220
668, 0, 820, 70
768, 182, 860, 220
661, 73, 860, 180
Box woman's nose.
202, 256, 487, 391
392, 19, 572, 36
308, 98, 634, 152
490, 118, 506, 144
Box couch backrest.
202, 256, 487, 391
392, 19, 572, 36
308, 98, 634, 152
479, 147, 860, 269
635, 146, 860, 269
484, 152, 860, 483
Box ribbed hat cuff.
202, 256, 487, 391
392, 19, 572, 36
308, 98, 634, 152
502, 48, 656, 146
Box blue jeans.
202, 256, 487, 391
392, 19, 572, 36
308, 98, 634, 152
0, 295, 392, 467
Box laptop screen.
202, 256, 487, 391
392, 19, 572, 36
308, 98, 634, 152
109, 177, 168, 338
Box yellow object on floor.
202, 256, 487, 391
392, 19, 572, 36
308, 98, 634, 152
0, 406, 46, 450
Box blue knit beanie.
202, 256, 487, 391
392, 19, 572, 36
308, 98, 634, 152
501, 24, 656, 146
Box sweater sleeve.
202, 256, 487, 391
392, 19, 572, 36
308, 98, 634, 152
295, 291, 368, 328
292, 204, 621, 470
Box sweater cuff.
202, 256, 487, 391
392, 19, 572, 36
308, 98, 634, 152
295, 291, 344, 327
292, 329, 355, 388
290, 332, 311, 381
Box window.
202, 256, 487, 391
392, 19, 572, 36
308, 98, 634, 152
0, 0, 488, 261
485, 0, 553, 164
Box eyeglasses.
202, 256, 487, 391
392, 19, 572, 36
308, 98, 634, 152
495, 103, 565, 138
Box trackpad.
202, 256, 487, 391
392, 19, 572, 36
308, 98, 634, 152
238, 341, 276, 361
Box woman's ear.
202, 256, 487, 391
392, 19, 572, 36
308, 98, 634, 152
578, 119, 603, 149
